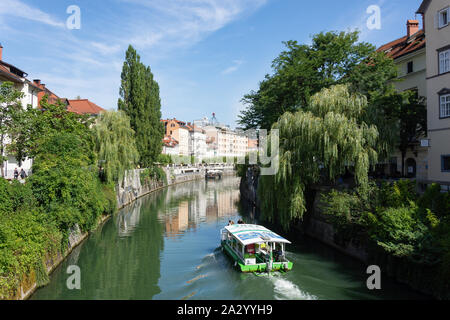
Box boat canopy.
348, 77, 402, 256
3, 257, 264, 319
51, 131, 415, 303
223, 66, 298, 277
224, 224, 291, 246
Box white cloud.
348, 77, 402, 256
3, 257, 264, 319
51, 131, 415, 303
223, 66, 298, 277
222, 59, 244, 74
0, 0, 65, 28
121, 0, 267, 50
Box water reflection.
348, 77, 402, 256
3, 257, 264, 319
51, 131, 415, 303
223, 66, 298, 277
32, 176, 427, 300
156, 178, 240, 238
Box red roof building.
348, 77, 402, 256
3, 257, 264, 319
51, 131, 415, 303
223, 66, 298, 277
377, 20, 425, 60
67, 99, 105, 115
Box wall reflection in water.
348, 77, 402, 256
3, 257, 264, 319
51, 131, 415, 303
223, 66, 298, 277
116, 177, 241, 239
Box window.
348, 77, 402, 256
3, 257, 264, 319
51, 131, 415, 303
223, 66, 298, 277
407, 61, 414, 74
438, 8, 449, 28
442, 155, 450, 172
440, 94, 450, 118
439, 49, 450, 74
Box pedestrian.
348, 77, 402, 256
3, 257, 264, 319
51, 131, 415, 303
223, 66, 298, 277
13, 168, 19, 180
19, 168, 27, 180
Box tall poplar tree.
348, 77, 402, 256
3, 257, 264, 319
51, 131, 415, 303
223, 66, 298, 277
118, 45, 164, 167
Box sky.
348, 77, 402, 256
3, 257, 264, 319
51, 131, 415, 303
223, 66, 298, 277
0, 0, 424, 128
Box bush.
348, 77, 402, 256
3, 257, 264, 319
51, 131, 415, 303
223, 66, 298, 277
140, 166, 167, 185
379, 179, 417, 208
366, 205, 428, 258
157, 154, 172, 165
0, 178, 12, 216
29, 133, 109, 233
418, 183, 450, 218
0, 208, 61, 298
8, 180, 36, 212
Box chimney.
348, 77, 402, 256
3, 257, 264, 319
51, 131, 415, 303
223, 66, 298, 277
0, 43, 3, 61
34, 79, 41, 86
407, 20, 419, 38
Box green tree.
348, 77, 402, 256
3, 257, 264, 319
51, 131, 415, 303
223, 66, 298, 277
238, 31, 398, 131
118, 45, 164, 167
258, 84, 379, 229
381, 90, 427, 177
8, 96, 95, 166
93, 110, 139, 184
0, 82, 23, 177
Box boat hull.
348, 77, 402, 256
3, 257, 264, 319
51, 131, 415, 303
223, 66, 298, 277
221, 241, 293, 273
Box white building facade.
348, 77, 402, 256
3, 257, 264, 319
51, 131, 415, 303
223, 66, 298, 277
1, 44, 41, 179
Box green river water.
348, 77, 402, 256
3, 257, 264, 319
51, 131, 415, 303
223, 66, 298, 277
32, 176, 427, 300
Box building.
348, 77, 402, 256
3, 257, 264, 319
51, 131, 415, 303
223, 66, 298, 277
0, 44, 106, 178
203, 125, 248, 159
377, 19, 428, 180
162, 118, 186, 136
417, 0, 450, 188
188, 124, 207, 162
33, 79, 62, 107
248, 137, 258, 153
162, 135, 180, 156
0, 44, 42, 178
66, 99, 105, 116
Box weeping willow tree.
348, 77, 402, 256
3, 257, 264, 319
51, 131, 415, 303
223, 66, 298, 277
93, 110, 139, 184
258, 84, 379, 229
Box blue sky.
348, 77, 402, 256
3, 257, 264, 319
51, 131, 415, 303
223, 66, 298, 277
0, 0, 423, 127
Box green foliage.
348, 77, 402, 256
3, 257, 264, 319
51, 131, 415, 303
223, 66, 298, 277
140, 166, 167, 185
93, 110, 139, 184
118, 45, 164, 167
321, 181, 450, 266
157, 154, 172, 165
0, 82, 23, 174
8, 180, 36, 212
379, 179, 417, 208
238, 31, 397, 130
0, 178, 12, 215
418, 183, 450, 218
258, 84, 379, 229
0, 207, 61, 298
8, 96, 96, 166
0, 92, 122, 298
368, 205, 428, 258
29, 133, 107, 233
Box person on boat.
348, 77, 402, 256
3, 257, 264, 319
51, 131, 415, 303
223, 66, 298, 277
228, 220, 233, 226
237, 219, 244, 224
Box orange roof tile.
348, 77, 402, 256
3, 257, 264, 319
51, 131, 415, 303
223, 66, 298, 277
377, 30, 425, 60
67, 99, 105, 115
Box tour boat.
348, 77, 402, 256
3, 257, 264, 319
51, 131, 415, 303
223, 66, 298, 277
220, 224, 293, 273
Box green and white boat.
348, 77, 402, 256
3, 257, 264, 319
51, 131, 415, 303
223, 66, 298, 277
220, 224, 293, 273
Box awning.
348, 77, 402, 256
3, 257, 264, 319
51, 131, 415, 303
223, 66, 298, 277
224, 224, 291, 246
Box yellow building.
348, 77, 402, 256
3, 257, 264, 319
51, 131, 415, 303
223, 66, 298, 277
417, 0, 450, 189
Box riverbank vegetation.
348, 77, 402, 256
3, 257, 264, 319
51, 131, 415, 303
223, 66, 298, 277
0, 93, 116, 298
0, 45, 166, 299
322, 180, 450, 296
237, 30, 446, 297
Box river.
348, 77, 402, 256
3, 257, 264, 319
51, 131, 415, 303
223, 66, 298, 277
32, 176, 427, 300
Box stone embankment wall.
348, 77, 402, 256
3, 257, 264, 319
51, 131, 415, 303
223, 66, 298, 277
14, 166, 235, 300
